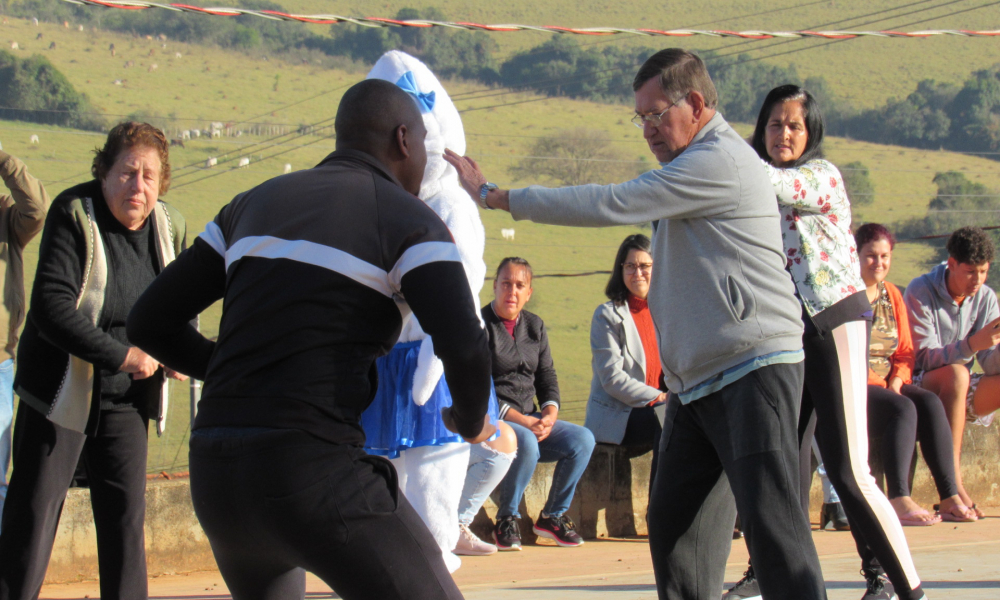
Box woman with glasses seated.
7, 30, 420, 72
585, 234, 666, 475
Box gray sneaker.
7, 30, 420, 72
860, 568, 898, 600
723, 564, 761, 600
454, 524, 497, 556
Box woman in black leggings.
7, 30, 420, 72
857, 223, 977, 525
724, 85, 926, 600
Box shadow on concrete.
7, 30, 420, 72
819, 580, 1000, 590
144, 594, 338, 600
513, 584, 656, 592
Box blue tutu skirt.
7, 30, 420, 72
362, 340, 500, 458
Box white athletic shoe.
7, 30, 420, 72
454, 524, 498, 556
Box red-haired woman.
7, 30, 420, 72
856, 223, 977, 526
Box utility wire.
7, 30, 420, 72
452, 0, 981, 109
170, 131, 330, 189
450, 0, 845, 100
60, 0, 1000, 39
453, 0, 998, 114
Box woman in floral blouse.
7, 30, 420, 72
856, 223, 976, 525
727, 85, 925, 600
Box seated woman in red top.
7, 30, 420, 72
858, 223, 977, 524
585, 234, 666, 472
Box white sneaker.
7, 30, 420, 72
454, 524, 497, 556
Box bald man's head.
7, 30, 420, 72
335, 80, 427, 194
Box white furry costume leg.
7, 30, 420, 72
390, 442, 470, 573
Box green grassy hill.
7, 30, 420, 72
1, 16, 998, 471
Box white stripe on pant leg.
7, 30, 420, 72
832, 321, 921, 589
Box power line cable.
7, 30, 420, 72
452, 0, 975, 107
170, 116, 338, 179
486, 0, 832, 65
712, 0, 998, 70
686, 0, 946, 64
170, 131, 331, 190
706, 0, 956, 60
60, 0, 1000, 39
454, 0, 998, 114
452, 0, 839, 99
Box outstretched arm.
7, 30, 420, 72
444, 149, 510, 211
444, 145, 742, 227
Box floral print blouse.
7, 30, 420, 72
763, 158, 865, 317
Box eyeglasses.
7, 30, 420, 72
623, 262, 653, 274
630, 93, 689, 128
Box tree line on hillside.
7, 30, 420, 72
867, 170, 1000, 287
0, 49, 99, 129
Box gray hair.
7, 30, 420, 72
632, 49, 718, 109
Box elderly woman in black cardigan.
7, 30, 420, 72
0, 122, 187, 600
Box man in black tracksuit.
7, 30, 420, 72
127, 80, 493, 600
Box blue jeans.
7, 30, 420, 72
457, 442, 514, 526
496, 417, 595, 518
0, 358, 13, 526
812, 439, 840, 504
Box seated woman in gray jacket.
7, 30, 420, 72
585, 234, 667, 471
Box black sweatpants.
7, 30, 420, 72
868, 383, 958, 500
648, 362, 826, 600
619, 405, 662, 488
798, 321, 923, 600
188, 427, 463, 600
0, 402, 149, 600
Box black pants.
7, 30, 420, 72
868, 383, 958, 500
0, 403, 148, 600
798, 322, 923, 600
648, 362, 826, 600
188, 427, 463, 600
620, 405, 662, 487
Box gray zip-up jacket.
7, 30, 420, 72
903, 263, 1000, 375
509, 112, 803, 394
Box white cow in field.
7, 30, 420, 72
501, 228, 515, 241
181, 130, 190, 141
205, 157, 217, 168
10, 42, 18, 50
283, 163, 292, 174
175, 52, 182, 59
29, 134, 38, 145
191, 129, 200, 138
237, 157, 250, 169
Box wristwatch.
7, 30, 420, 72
477, 182, 498, 210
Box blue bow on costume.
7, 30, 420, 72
395, 71, 436, 113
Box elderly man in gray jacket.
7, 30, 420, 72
446, 48, 825, 600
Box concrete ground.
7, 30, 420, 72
40, 511, 1000, 599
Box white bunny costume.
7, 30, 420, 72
360, 51, 498, 573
